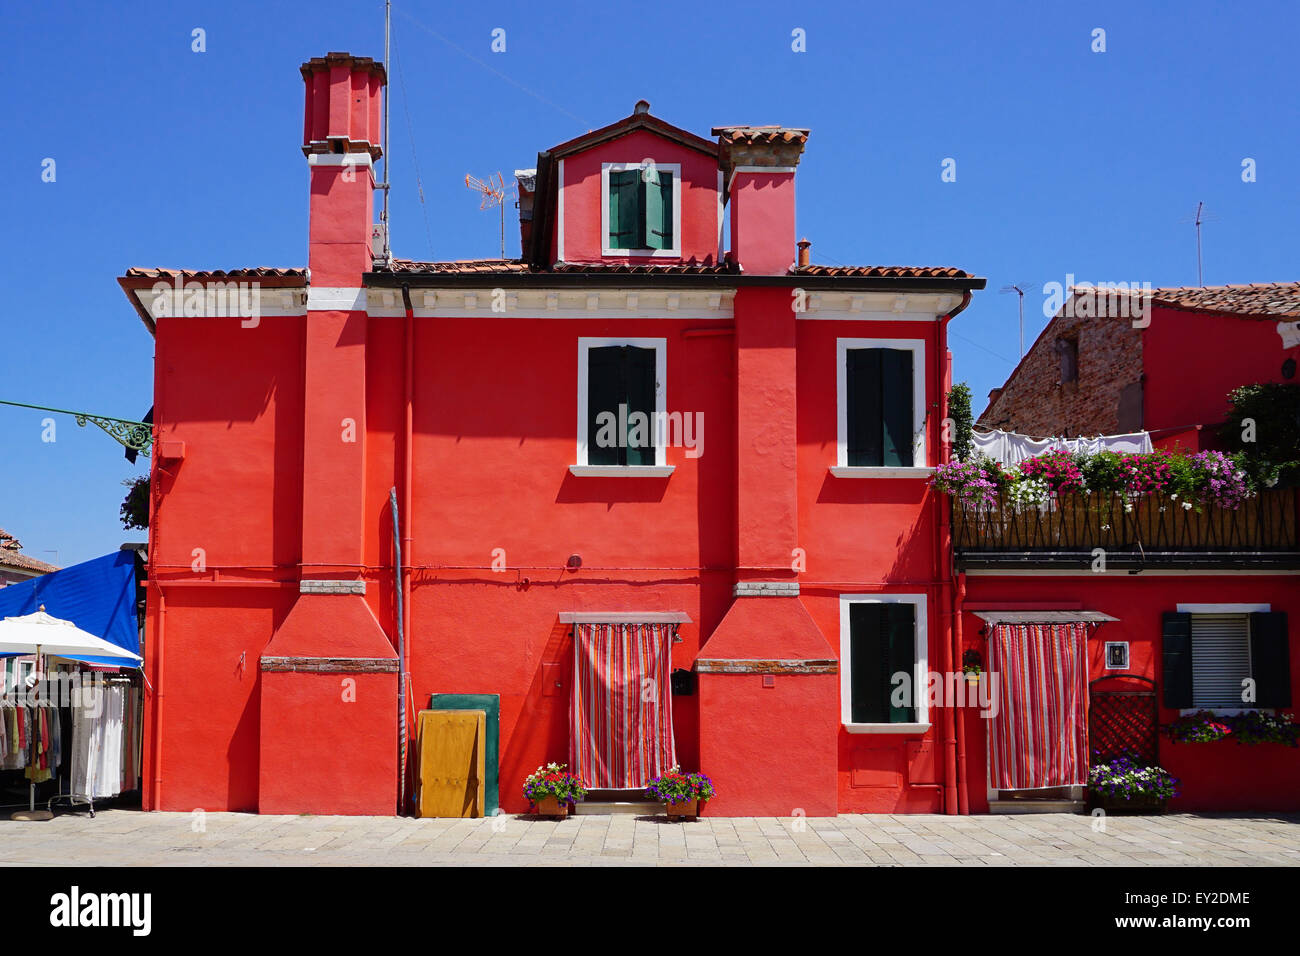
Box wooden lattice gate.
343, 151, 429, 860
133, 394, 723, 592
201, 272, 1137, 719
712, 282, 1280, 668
1088, 675, 1159, 765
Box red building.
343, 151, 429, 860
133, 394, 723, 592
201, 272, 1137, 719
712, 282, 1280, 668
120, 51, 1298, 817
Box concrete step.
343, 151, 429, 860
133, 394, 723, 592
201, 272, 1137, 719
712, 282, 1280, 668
573, 801, 665, 816
989, 800, 1085, 814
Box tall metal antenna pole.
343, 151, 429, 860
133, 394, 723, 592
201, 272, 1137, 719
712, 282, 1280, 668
1194, 200, 1204, 287
1000, 282, 1037, 359
380, 0, 392, 263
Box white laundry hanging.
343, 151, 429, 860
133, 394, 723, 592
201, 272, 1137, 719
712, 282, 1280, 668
969, 427, 1153, 467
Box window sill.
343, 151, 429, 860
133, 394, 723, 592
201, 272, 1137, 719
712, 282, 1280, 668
829, 467, 934, 479
569, 465, 675, 478
843, 722, 932, 735
1178, 708, 1274, 716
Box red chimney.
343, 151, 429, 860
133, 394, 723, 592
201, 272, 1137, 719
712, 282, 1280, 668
714, 126, 809, 275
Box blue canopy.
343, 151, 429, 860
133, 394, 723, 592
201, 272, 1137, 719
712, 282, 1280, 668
0, 550, 141, 667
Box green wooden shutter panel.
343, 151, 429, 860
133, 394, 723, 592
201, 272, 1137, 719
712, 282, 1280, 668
886, 602, 917, 723
880, 348, 914, 467
587, 346, 623, 465
642, 171, 672, 249
849, 603, 886, 723
846, 349, 883, 467
623, 346, 657, 466
608, 170, 640, 249
1162, 612, 1194, 708
1249, 611, 1291, 707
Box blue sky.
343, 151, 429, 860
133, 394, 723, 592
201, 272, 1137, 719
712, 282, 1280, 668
4, 0, 1297, 566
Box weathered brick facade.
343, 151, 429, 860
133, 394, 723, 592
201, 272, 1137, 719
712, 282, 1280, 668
978, 302, 1144, 436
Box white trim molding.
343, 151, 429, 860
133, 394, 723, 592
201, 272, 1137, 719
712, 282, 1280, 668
836, 337, 927, 470
600, 161, 682, 258
307, 153, 374, 169
364, 287, 735, 321
1176, 603, 1271, 614
829, 466, 934, 479
307, 286, 367, 311
575, 336, 668, 471
839, 593, 930, 734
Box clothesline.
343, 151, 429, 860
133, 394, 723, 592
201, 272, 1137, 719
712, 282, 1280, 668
967, 427, 1154, 467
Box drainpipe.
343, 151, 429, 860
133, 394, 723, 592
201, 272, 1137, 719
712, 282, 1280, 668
941, 290, 972, 815
151, 582, 165, 810
954, 570, 970, 814
391, 489, 405, 814
400, 284, 415, 812
936, 290, 972, 814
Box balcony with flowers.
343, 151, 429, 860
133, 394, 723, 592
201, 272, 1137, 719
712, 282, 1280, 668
935, 448, 1300, 570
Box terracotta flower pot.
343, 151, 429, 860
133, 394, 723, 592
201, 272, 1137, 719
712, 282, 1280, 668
535, 795, 569, 819
665, 799, 698, 821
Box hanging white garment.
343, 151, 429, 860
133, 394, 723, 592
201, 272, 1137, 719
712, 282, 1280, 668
970, 427, 1153, 466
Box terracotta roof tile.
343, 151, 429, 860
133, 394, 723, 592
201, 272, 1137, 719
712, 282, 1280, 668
792, 264, 975, 280
123, 267, 306, 281
0, 529, 58, 574
1064, 281, 1300, 318
712, 125, 810, 147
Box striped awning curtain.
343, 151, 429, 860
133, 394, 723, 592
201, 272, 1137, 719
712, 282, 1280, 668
570, 622, 677, 789
987, 621, 1090, 790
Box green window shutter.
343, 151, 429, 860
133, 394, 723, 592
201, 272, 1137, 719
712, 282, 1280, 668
885, 602, 917, 723
1249, 612, 1291, 707
642, 171, 673, 250
623, 346, 657, 466
1162, 612, 1194, 708
880, 348, 915, 467
849, 603, 887, 723
846, 349, 883, 467
586, 346, 623, 466
608, 170, 640, 249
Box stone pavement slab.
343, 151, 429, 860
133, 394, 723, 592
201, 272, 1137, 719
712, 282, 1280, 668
1, 809, 1298, 866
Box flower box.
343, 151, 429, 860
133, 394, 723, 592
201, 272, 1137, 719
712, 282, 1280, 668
533, 795, 569, 819
665, 799, 698, 821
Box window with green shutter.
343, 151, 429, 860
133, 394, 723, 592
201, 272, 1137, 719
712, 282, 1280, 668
849, 602, 917, 723
606, 167, 674, 251
586, 345, 658, 466
846, 347, 915, 467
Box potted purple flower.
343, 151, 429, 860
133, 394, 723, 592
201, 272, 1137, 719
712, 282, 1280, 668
1088, 754, 1179, 812
645, 767, 716, 821
522, 762, 587, 819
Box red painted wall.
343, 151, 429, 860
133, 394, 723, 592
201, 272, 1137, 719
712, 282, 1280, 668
1143, 303, 1300, 444
961, 573, 1300, 812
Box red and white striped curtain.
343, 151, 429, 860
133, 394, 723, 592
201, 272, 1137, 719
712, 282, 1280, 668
987, 622, 1089, 790
570, 623, 677, 789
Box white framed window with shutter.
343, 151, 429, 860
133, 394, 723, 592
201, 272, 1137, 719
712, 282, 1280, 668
1163, 603, 1290, 713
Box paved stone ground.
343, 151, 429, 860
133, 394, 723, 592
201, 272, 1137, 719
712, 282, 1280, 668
2, 809, 1299, 866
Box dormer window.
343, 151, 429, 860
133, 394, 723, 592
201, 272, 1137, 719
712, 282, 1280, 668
602, 163, 680, 256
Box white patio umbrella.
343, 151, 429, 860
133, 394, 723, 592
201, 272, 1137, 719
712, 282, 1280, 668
0, 606, 141, 818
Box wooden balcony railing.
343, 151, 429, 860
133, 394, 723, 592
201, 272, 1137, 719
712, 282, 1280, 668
953, 488, 1299, 564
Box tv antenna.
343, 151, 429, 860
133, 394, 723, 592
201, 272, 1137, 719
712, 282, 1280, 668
465, 172, 509, 258
1178, 201, 1219, 287
999, 281, 1038, 359
377, 0, 392, 264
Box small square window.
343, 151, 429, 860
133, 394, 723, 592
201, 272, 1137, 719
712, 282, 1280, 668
602, 163, 680, 256
1104, 641, 1129, 670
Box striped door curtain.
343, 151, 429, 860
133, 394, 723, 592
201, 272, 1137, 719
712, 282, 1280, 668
987, 622, 1090, 790
570, 623, 677, 789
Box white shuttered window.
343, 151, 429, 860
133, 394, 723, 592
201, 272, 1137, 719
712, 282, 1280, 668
1190, 613, 1252, 708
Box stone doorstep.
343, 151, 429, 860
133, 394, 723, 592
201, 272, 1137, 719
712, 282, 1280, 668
573, 801, 667, 816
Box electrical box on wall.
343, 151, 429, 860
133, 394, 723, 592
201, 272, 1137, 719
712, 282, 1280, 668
670, 668, 695, 696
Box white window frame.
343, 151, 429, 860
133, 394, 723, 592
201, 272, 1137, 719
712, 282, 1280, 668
839, 593, 930, 734
600, 162, 682, 258
832, 337, 930, 478
572, 336, 673, 477
1176, 602, 1270, 715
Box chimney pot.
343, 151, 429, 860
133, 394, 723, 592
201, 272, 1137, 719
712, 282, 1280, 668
634, 99, 650, 115
797, 238, 811, 268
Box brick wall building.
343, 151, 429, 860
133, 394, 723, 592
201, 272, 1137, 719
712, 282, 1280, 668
979, 283, 1300, 443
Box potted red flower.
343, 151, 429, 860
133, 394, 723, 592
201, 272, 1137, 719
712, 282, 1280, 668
645, 768, 716, 821
522, 763, 587, 818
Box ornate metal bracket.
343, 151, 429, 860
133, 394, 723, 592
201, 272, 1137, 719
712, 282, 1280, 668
0, 400, 153, 457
